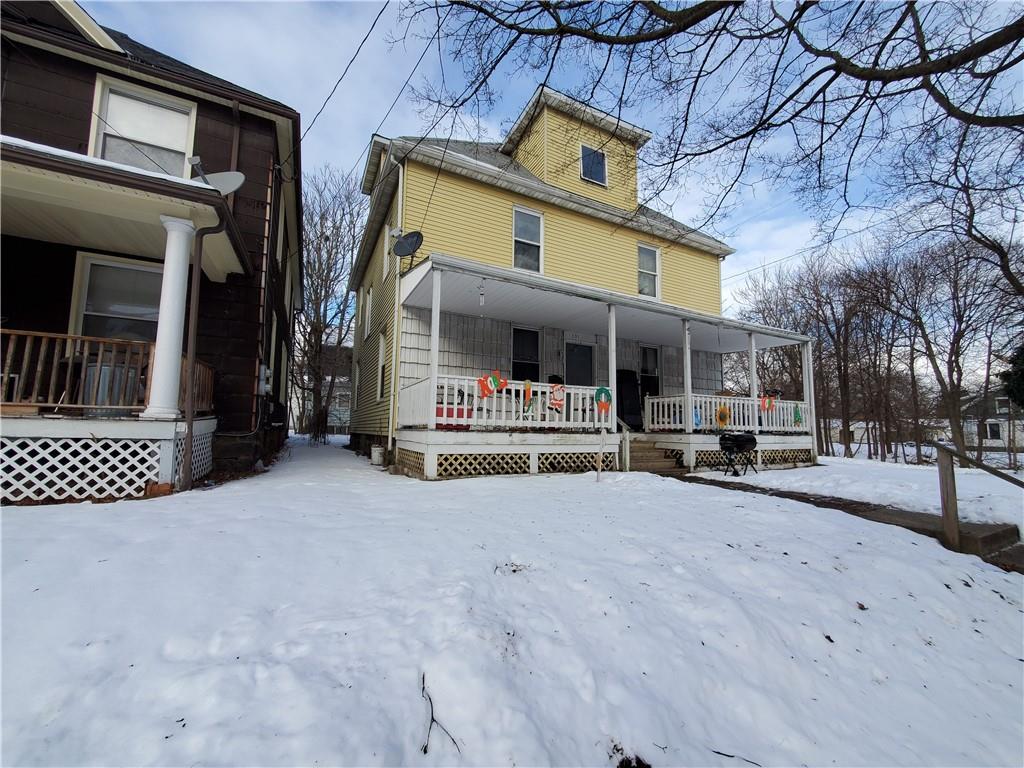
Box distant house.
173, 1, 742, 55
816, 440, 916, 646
0, 1, 302, 503
962, 389, 1022, 452
348, 86, 816, 479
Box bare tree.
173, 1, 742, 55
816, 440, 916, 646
409, 1, 1024, 294
290, 167, 367, 442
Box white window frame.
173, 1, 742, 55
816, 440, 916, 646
382, 220, 392, 280
88, 74, 197, 179
352, 362, 360, 410
363, 286, 373, 339
510, 326, 542, 383
580, 143, 608, 187
984, 422, 1002, 440
69, 252, 163, 337
637, 242, 661, 300
512, 205, 544, 274
376, 332, 386, 401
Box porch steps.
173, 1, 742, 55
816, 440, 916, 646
627, 442, 688, 478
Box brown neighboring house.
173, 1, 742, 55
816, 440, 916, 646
0, 1, 303, 502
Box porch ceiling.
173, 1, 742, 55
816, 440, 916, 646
401, 255, 808, 353
1, 139, 248, 282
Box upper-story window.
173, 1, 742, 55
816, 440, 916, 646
91, 76, 196, 178
580, 145, 607, 185
363, 286, 373, 338
513, 207, 543, 272
638, 244, 659, 298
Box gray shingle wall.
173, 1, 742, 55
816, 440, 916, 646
399, 308, 723, 394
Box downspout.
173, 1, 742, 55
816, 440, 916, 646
182, 216, 226, 491
387, 158, 403, 452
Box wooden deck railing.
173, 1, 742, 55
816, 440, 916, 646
645, 392, 810, 434
181, 358, 216, 414
1, 329, 215, 415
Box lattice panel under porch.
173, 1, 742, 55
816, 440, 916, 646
694, 449, 728, 468
395, 447, 425, 478
173, 431, 215, 488
1, 436, 160, 503
538, 452, 615, 474
436, 452, 530, 478
760, 448, 813, 466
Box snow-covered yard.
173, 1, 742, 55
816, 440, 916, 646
3, 439, 1022, 767
696, 456, 1024, 527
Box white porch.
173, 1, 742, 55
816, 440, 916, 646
391, 254, 816, 479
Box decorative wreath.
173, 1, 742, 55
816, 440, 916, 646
793, 404, 803, 426
594, 386, 613, 415
715, 404, 731, 429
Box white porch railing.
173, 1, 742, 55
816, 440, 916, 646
399, 375, 612, 431
645, 393, 809, 433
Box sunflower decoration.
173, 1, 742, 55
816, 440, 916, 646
715, 404, 731, 429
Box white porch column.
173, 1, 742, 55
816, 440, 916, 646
427, 269, 442, 430
802, 340, 818, 459
141, 216, 195, 419
607, 303, 617, 433
748, 331, 759, 434
682, 319, 693, 433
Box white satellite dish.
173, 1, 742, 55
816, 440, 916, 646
203, 171, 246, 196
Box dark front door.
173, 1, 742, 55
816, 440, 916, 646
616, 368, 642, 430
640, 346, 660, 400
565, 343, 594, 386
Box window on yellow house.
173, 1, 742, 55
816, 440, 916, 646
581, 145, 607, 185
513, 207, 542, 272
638, 244, 659, 297
377, 332, 386, 400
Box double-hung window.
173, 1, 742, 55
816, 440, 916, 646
363, 287, 372, 338
513, 208, 542, 272
638, 244, 659, 298
76, 255, 162, 342
377, 332, 386, 400
581, 145, 607, 185
984, 422, 1002, 440
511, 328, 540, 381
92, 77, 195, 177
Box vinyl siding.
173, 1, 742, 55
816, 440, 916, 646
350, 197, 398, 436
513, 107, 547, 180
540, 106, 638, 211
404, 160, 722, 314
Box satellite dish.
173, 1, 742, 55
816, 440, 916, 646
203, 171, 246, 196
393, 230, 423, 257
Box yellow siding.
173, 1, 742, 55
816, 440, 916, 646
535, 106, 638, 211
405, 161, 722, 314
350, 197, 398, 436
512, 107, 546, 180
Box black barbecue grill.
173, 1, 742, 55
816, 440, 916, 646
719, 433, 758, 477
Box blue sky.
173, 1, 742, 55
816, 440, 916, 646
82, 0, 817, 311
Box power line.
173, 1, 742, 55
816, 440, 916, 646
278, 1, 391, 173
344, 6, 452, 180
721, 210, 905, 283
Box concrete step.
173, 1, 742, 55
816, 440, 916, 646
959, 521, 1022, 557
986, 543, 1024, 573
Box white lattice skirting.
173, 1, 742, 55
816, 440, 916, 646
1, 436, 161, 503
173, 431, 214, 488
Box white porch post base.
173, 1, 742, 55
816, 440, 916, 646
141, 216, 195, 420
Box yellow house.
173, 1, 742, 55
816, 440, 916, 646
349, 86, 816, 479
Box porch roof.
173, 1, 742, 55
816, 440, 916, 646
401, 254, 811, 354
0, 135, 251, 281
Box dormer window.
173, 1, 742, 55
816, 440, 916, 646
91, 76, 196, 178
580, 145, 607, 185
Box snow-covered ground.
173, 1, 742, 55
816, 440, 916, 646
3, 439, 1022, 767
697, 456, 1024, 528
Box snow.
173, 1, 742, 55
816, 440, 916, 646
696, 456, 1024, 528
3, 439, 1022, 767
